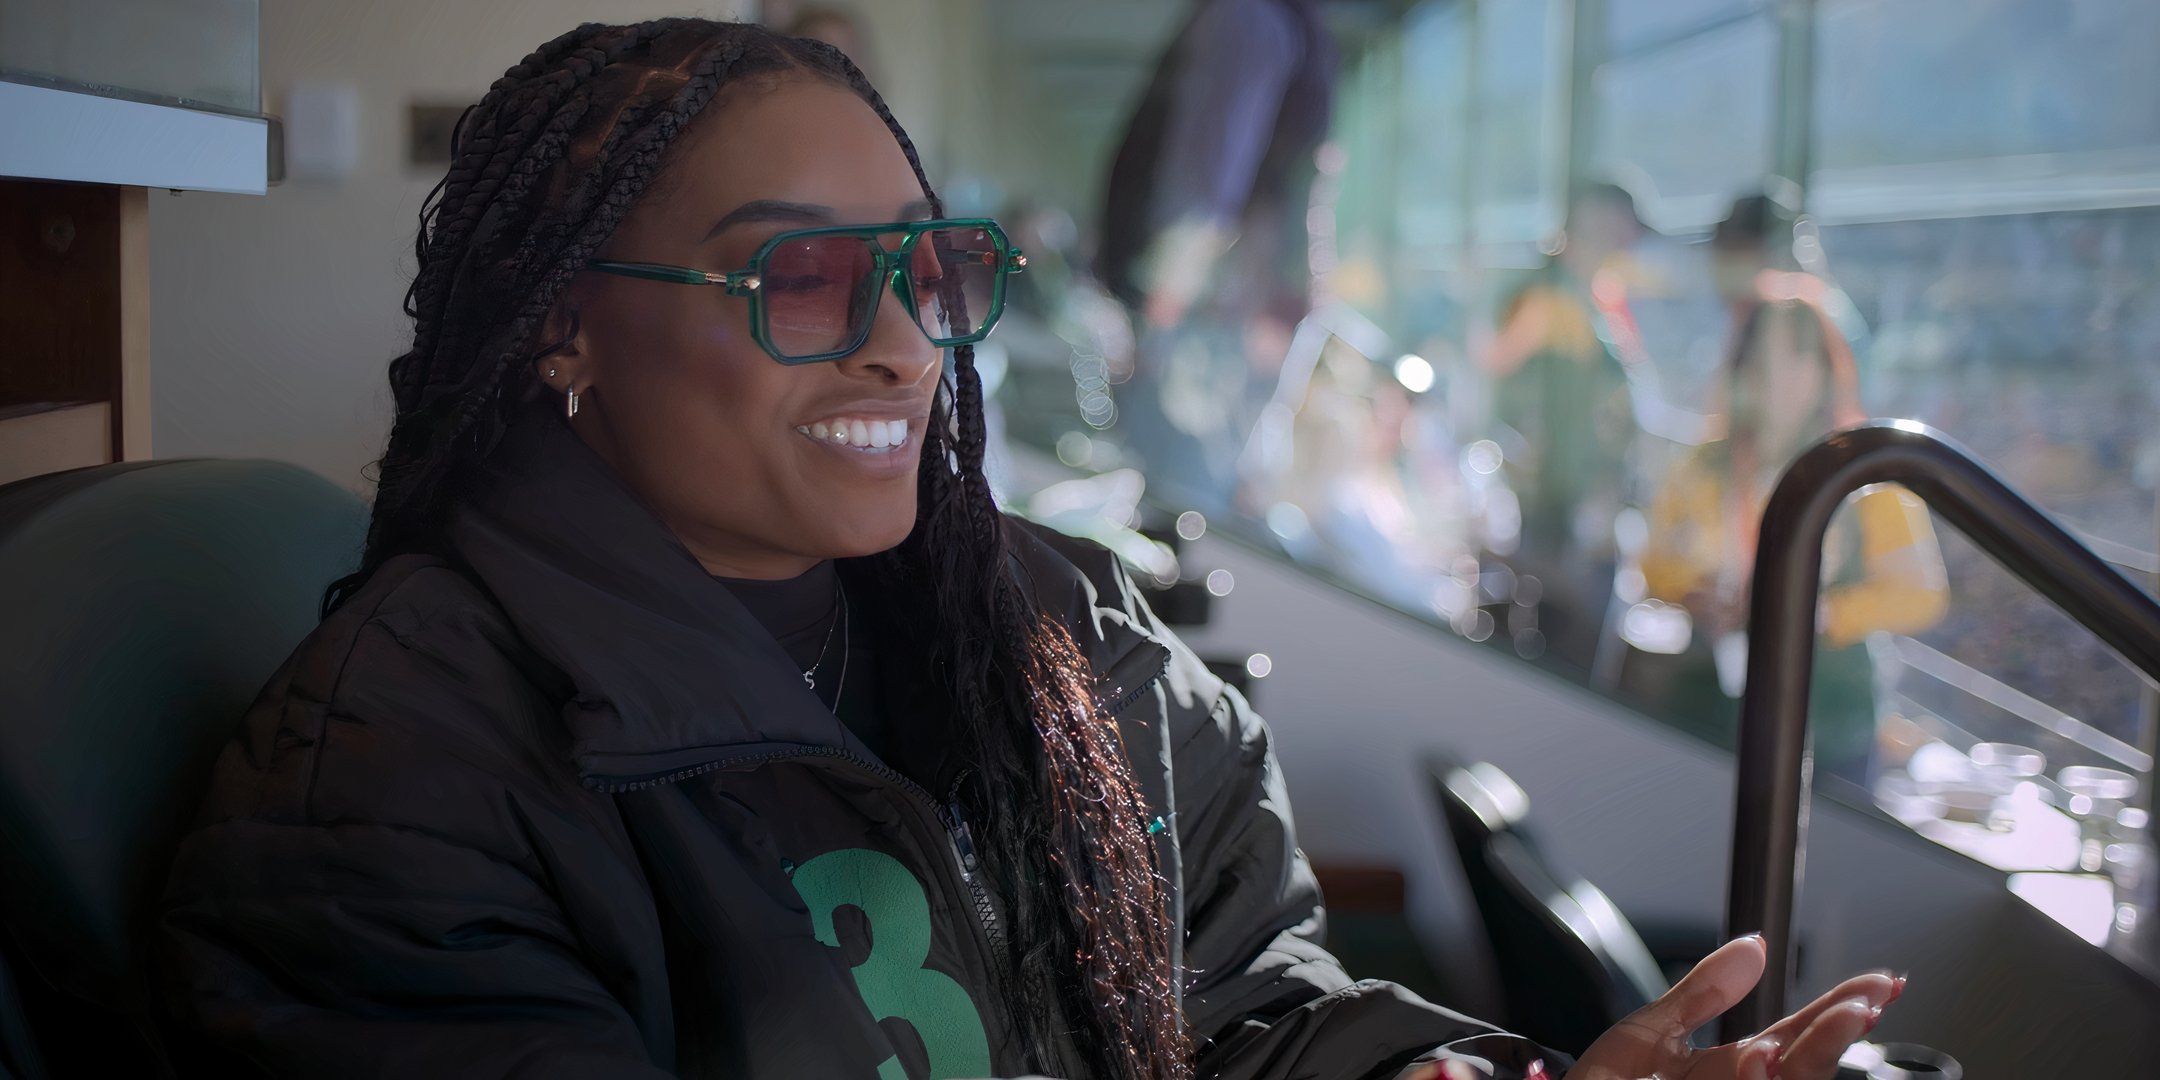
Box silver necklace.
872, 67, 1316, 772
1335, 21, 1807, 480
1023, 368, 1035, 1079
801, 579, 849, 711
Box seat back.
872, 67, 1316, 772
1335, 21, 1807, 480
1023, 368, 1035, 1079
1426, 754, 1669, 1056
0, 939, 44, 1079
0, 460, 365, 1075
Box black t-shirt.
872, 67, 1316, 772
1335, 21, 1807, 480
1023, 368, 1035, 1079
713, 560, 888, 762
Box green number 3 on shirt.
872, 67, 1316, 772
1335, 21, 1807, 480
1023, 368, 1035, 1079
790, 848, 994, 1080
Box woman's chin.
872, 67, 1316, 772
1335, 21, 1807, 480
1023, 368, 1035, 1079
812, 500, 919, 559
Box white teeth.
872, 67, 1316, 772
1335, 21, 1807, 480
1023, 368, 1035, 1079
800, 417, 912, 449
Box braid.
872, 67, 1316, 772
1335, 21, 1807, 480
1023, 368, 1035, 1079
949, 351, 1003, 547
812, 41, 1189, 1079
355, 21, 782, 575
339, 20, 1190, 1080
400, 22, 685, 411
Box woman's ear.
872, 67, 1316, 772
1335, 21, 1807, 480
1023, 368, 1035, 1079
532, 295, 593, 396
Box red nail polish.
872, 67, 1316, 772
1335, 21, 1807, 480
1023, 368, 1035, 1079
1889, 975, 1908, 1004
1525, 1061, 1550, 1080
1766, 1046, 1784, 1079
1863, 1005, 1884, 1034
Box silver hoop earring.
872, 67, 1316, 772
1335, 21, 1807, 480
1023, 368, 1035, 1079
566, 387, 580, 419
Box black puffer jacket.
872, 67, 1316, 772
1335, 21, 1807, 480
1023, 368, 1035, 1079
157, 412, 1561, 1079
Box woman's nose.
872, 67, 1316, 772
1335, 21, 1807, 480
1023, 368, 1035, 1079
836, 273, 939, 386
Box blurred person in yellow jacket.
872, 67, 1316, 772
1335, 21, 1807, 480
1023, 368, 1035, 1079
1639, 195, 1949, 784
1484, 183, 1650, 671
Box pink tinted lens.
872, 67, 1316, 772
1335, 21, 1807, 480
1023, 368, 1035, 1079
911, 227, 1000, 342
762, 234, 879, 358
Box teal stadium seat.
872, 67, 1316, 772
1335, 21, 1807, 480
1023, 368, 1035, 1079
0, 460, 365, 1077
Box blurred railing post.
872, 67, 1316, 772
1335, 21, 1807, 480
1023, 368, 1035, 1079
1722, 420, 2160, 1041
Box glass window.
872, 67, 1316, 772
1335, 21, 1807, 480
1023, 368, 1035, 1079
1604, 0, 1763, 55
1398, 2, 1470, 251
1591, 16, 1777, 231
1806, 0, 2160, 666
1472, 0, 1563, 243
1814, 0, 2160, 172
1385, 2, 1474, 371
1331, 37, 1406, 323
1819, 209, 2160, 554
954, 0, 2160, 834
0, 0, 260, 113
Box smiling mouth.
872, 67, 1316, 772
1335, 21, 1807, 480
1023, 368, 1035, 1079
796, 417, 912, 453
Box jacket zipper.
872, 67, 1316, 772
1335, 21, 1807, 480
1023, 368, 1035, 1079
938, 770, 1005, 959
582, 638, 1176, 1036
928, 639, 1169, 1010
592, 742, 1020, 1037
591, 746, 1004, 944
1097, 640, 1174, 717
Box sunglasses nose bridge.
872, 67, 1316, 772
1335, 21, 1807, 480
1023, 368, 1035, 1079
855, 249, 931, 353
858, 242, 907, 304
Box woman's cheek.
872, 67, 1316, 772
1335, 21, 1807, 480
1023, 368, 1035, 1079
695, 314, 752, 353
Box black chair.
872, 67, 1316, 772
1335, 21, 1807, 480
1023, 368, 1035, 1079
0, 460, 365, 1077
1425, 754, 1670, 1056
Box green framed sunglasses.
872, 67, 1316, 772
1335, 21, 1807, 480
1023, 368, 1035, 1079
586, 217, 1026, 365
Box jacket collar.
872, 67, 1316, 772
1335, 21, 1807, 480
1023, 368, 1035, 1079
443, 405, 1172, 788
446, 407, 861, 780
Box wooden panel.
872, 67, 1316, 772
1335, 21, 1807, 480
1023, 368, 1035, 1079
0, 402, 110, 487
115, 185, 151, 460
1312, 860, 1407, 915
0, 178, 123, 411
0, 177, 151, 479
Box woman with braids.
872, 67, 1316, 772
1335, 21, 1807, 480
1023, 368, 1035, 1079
157, 19, 1901, 1080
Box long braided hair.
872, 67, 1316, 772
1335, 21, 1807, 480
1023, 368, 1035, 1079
332, 19, 1190, 1080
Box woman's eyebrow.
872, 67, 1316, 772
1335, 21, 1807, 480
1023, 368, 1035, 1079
703, 199, 834, 239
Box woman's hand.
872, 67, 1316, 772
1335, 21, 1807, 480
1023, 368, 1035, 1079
1391, 935, 1902, 1080
1569, 934, 1903, 1079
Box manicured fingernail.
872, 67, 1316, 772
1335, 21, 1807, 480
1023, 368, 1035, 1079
1761, 1038, 1785, 1079
1889, 974, 1908, 1003
1863, 1004, 1884, 1034
1525, 1062, 1551, 1080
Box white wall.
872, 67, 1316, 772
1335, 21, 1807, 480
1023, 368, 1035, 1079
143, 0, 1147, 490
149, 0, 752, 490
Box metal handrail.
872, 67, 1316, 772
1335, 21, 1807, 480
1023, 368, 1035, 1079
1721, 420, 2160, 1040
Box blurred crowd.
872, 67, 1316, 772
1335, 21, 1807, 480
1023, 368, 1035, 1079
769, 0, 2160, 796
